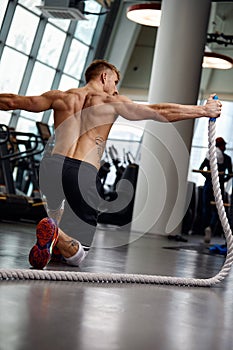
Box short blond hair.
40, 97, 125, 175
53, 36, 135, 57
85, 59, 120, 83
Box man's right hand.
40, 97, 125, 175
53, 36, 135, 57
204, 94, 222, 119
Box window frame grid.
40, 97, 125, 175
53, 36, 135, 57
0, 0, 106, 130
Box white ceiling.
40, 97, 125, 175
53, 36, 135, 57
115, 1, 233, 101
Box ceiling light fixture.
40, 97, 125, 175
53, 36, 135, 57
126, 3, 161, 27
203, 52, 233, 69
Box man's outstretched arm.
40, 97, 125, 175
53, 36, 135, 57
112, 93, 222, 122
0, 91, 60, 112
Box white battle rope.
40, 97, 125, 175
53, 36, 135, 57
0, 120, 233, 286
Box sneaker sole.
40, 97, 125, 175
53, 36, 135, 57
29, 217, 58, 269
51, 246, 63, 262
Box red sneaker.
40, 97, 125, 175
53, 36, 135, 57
29, 217, 59, 269
51, 246, 63, 262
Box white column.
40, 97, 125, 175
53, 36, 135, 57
132, 0, 212, 236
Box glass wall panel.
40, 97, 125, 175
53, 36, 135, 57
58, 74, 79, 91
0, 47, 28, 93
75, 1, 101, 45
18, 0, 42, 16
19, 110, 44, 123
48, 114, 54, 127
0, 0, 105, 130
26, 62, 56, 95
37, 23, 66, 67
0, 0, 8, 29
16, 117, 38, 134
6, 6, 39, 54
0, 111, 12, 125
63, 39, 89, 79
49, 18, 70, 32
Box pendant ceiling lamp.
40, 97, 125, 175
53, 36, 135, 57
203, 52, 233, 69
126, 3, 233, 69
126, 3, 161, 27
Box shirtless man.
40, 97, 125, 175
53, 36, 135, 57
0, 59, 222, 269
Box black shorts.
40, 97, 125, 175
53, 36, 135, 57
39, 154, 103, 246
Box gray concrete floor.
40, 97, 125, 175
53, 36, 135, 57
0, 221, 233, 350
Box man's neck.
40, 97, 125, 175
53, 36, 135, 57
86, 80, 103, 93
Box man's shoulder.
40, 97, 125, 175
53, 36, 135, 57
64, 87, 105, 100
103, 94, 132, 104
64, 87, 86, 96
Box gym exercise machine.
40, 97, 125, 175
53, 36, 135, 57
98, 145, 139, 226
0, 124, 47, 222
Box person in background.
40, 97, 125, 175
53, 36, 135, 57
199, 137, 232, 243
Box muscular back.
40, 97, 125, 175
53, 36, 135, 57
51, 87, 117, 169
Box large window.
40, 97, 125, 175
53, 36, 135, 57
6, 6, 39, 54
63, 39, 89, 80
49, 18, 70, 32
75, 1, 101, 45
0, 0, 103, 133
26, 62, 56, 95
58, 74, 79, 91
0, 111, 11, 125
0, 47, 28, 93
37, 24, 66, 67
0, 0, 8, 29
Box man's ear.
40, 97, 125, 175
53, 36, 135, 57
101, 72, 107, 84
